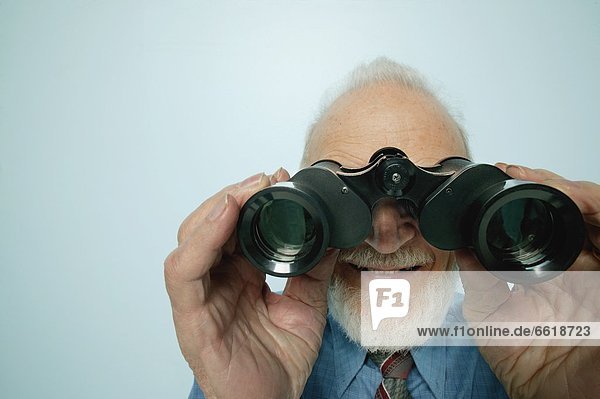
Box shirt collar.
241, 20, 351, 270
410, 345, 447, 399
327, 315, 451, 399
406, 292, 468, 399
329, 315, 370, 397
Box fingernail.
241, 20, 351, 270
270, 167, 284, 184
239, 172, 265, 188
208, 194, 229, 221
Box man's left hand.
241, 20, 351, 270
457, 163, 600, 399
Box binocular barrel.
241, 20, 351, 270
237, 148, 585, 283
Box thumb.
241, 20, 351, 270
282, 249, 339, 317
456, 249, 511, 322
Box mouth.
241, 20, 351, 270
346, 262, 424, 272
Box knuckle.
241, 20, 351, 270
164, 248, 184, 282
177, 185, 240, 245
176, 202, 212, 245
177, 221, 191, 245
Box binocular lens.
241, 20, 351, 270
238, 183, 330, 277
486, 198, 553, 265
255, 199, 317, 262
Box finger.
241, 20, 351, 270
496, 164, 600, 272
550, 180, 600, 230
270, 167, 291, 184
495, 163, 564, 181
543, 181, 600, 259
587, 223, 600, 249
456, 249, 511, 322
496, 163, 600, 229
164, 193, 240, 312
279, 249, 339, 316
177, 171, 275, 244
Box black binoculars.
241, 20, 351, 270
237, 147, 584, 283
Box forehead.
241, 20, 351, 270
305, 84, 467, 168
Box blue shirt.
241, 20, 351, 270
189, 296, 508, 398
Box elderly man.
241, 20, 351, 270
165, 58, 600, 398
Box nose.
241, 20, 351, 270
364, 199, 418, 254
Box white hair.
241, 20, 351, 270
302, 57, 471, 165
328, 269, 459, 351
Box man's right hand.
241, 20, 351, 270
164, 169, 338, 399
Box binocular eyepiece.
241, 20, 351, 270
237, 148, 585, 283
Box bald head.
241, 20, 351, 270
302, 58, 470, 167
303, 83, 469, 168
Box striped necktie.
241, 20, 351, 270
370, 350, 414, 399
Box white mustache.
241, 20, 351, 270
338, 246, 434, 268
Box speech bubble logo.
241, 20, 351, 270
369, 278, 410, 330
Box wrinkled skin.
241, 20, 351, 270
165, 83, 600, 398
458, 164, 600, 399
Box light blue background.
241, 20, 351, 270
1, 1, 598, 398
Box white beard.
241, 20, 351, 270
328, 262, 458, 351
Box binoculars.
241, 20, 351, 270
237, 148, 584, 283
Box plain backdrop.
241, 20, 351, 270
1, 1, 599, 398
